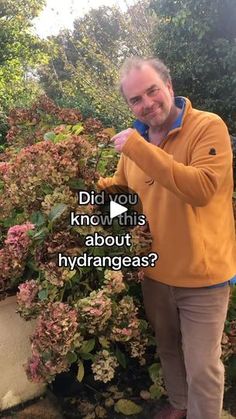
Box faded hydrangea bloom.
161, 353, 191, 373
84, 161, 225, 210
129, 335, 149, 364
17, 279, 40, 319
42, 261, 73, 287
0, 222, 35, 292
124, 269, 145, 283
0, 162, 9, 176
41, 186, 78, 216
77, 290, 112, 334
26, 351, 70, 383
0, 249, 20, 289
131, 225, 152, 255
5, 222, 35, 258
0, 135, 94, 214
31, 302, 80, 356
111, 296, 140, 342
25, 353, 47, 383
102, 269, 126, 295
26, 302, 81, 383
91, 350, 118, 383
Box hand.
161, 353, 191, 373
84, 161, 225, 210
111, 128, 135, 152
97, 176, 106, 190
97, 176, 113, 190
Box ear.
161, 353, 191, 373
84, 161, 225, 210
166, 80, 174, 96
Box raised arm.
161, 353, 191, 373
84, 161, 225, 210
120, 118, 233, 206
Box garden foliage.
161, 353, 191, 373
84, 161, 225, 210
0, 0, 49, 112
38, 1, 157, 129
150, 0, 236, 134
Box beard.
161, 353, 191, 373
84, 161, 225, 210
139, 101, 176, 129
141, 106, 169, 128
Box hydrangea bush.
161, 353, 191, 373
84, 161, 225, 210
0, 97, 156, 386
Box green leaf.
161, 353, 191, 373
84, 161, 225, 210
68, 178, 86, 190
77, 360, 85, 382
67, 270, 77, 280
1, 211, 24, 228
114, 399, 142, 415
54, 133, 68, 143
92, 247, 105, 257
48, 203, 68, 223
30, 227, 49, 240
148, 363, 161, 383
41, 184, 54, 194
26, 259, 39, 272
139, 319, 148, 331
30, 211, 45, 227
115, 346, 127, 368
149, 383, 162, 400
80, 352, 95, 360
27, 229, 35, 237
72, 123, 84, 135
38, 289, 48, 301
80, 339, 95, 354
44, 131, 56, 141
66, 352, 78, 363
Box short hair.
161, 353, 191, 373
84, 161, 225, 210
119, 56, 171, 97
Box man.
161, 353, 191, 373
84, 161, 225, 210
98, 57, 236, 419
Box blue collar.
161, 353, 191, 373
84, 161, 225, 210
133, 96, 186, 140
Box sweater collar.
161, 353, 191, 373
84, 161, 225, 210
133, 96, 187, 140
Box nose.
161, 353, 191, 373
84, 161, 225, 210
142, 94, 154, 110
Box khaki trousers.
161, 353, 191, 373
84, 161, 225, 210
141, 277, 230, 419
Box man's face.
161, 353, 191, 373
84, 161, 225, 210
121, 64, 174, 128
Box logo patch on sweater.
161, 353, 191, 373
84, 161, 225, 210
209, 148, 216, 155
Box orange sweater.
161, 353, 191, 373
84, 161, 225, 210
99, 98, 236, 287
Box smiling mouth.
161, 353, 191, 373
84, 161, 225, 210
149, 110, 158, 115
145, 107, 161, 117
147, 110, 159, 117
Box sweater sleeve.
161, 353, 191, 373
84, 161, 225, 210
122, 117, 233, 206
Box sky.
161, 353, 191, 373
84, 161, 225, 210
33, 0, 127, 38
